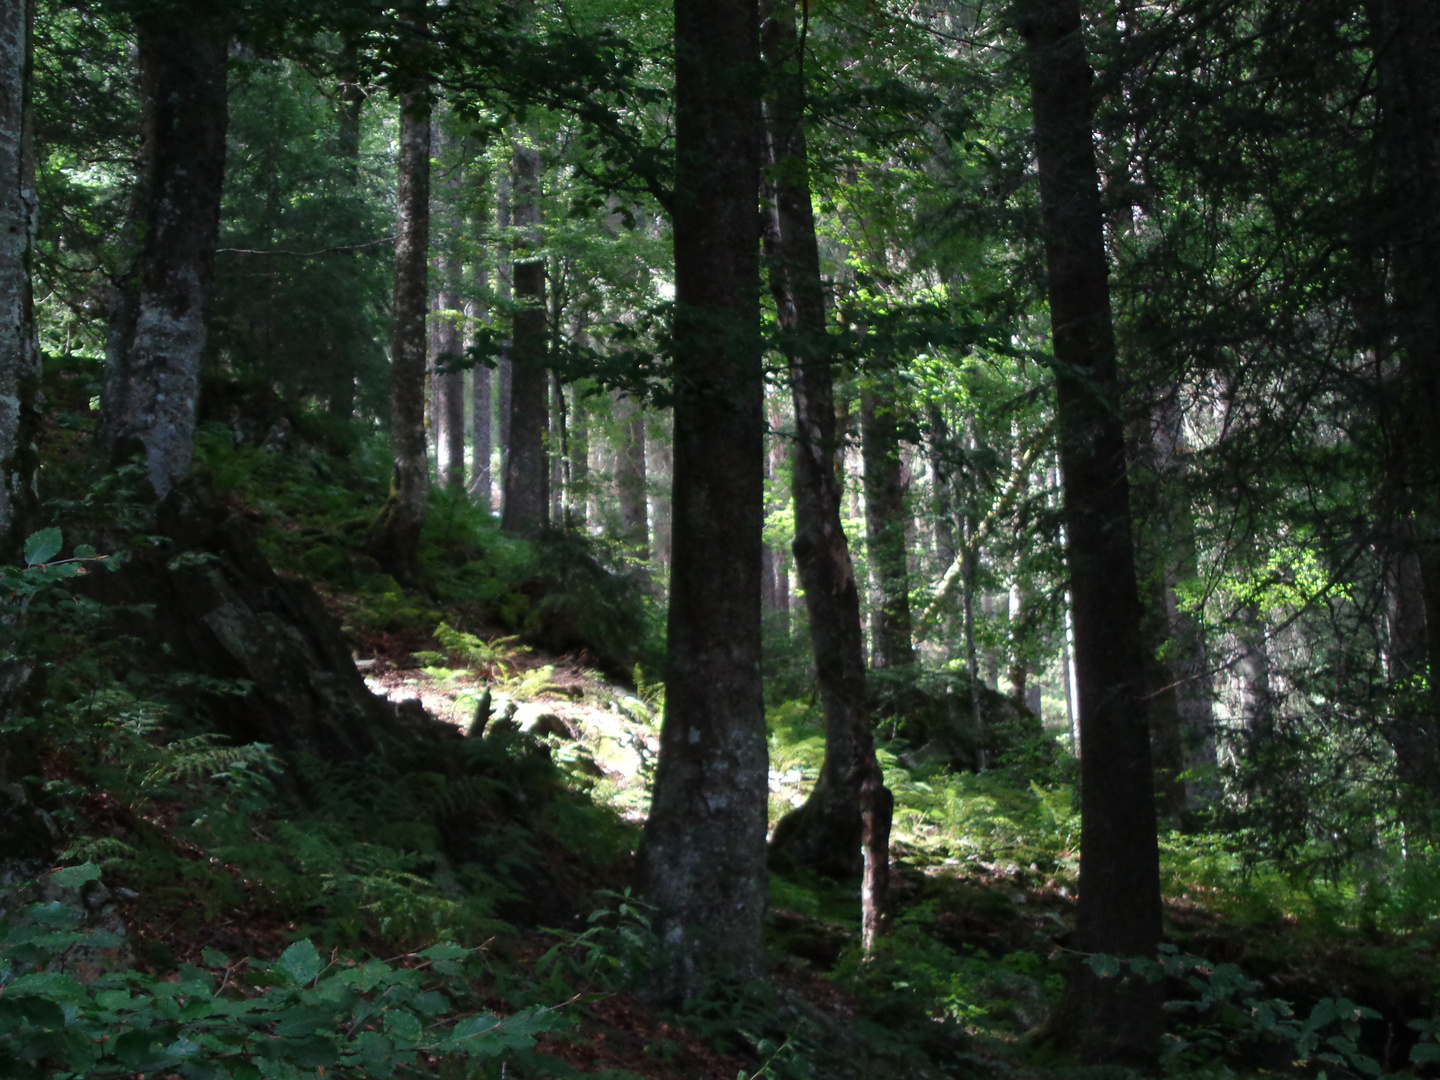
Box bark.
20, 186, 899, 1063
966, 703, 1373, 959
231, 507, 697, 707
568, 389, 588, 527
466, 280, 492, 506
614, 391, 648, 555
366, 72, 431, 584
100, 4, 228, 503
1020, 0, 1162, 1062
764, 405, 791, 631
1234, 604, 1274, 741
501, 145, 548, 534
1144, 401, 1218, 812
648, 413, 673, 569
861, 386, 915, 669
495, 171, 514, 484
432, 121, 466, 492
927, 405, 958, 573
1369, 0, 1440, 804
550, 373, 565, 524
325, 38, 364, 420
639, 0, 767, 996
0, 0, 39, 550
761, 1, 888, 918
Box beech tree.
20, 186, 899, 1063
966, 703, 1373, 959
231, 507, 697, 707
98, 0, 228, 503
639, 0, 768, 994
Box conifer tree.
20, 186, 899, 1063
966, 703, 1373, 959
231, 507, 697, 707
0, 0, 39, 550
1021, 0, 1161, 1061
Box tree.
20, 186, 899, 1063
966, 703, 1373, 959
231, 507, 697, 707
433, 118, 467, 493
860, 381, 916, 671
98, 0, 228, 503
0, 0, 39, 550
1368, 0, 1440, 812
761, 0, 890, 949
1020, 0, 1161, 1062
367, 6, 432, 583
501, 142, 549, 534
639, 0, 768, 995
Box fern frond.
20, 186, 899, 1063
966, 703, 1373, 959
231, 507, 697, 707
143, 737, 277, 788
61, 836, 139, 866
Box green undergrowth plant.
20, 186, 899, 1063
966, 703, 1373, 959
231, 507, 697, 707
885, 759, 1079, 877
1078, 947, 1440, 1079
835, 903, 1054, 1040
0, 864, 558, 1079
532, 889, 660, 996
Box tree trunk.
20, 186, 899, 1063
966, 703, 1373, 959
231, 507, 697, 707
495, 170, 514, 505
366, 67, 431, 584
568, 389, 588, 527
648, 412, 673, 569
100, 4, 228, 503
550, 373, 565, 524
326, 38, 364, 420
861, 386, 915, 669
761, 2, 888, 925
431, 120, 466, 493
1369, 0, 1440, 806
466, 274, 492, 506
501, 145, 548, 534
614, 391, 648, 556
639, 0, 767, 996
0, 0, 39, 551
1021, 0, 1162, 1062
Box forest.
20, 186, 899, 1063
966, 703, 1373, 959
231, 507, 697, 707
2, 0, 1439, 1076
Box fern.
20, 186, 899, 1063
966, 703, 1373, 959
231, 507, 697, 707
140, 735, 278, 790
434, 621, 529, 679
501, 663, 562, 699
60, 836, 139, 867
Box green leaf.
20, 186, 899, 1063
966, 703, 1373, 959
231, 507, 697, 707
281, 1033, 340, 1068
23, 528, 62, 566
276, 940, 322, 986
1414, 1044, 1440, 1064
383, 1008, 422, 1045
201, 947, 231, 969
1086, 954, 1121, 978
51, 862, 102, 889
6, 972, 88, 1002
449, 1014, 502, 1041
409, 990, 449, 1016
418, 942, 468, 961
73, 544, 97, 559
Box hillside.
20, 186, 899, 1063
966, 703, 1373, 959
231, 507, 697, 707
4, 404, 1438, 1080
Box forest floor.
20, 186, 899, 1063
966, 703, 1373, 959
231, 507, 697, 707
19, 406, 1440, 1079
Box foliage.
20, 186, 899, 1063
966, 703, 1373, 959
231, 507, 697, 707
1076, 946, 1440, 1080
0, 867, 556, 1079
